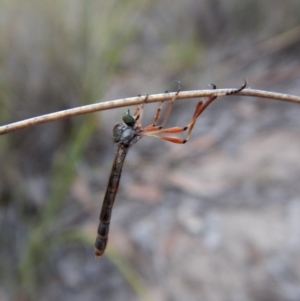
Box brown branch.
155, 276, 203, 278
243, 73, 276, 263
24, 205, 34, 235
0, 88, 299, 135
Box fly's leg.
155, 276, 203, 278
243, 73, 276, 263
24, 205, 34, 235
144, 82, 181, 132
142, 81, 247, 144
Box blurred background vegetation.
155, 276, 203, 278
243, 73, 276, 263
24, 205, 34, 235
1, 0, 300, 301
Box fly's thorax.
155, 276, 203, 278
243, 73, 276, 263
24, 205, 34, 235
112, 122, 141, 146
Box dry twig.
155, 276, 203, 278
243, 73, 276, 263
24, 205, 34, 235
0, 87, 299, 135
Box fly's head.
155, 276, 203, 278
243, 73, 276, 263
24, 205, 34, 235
122, 110, 138, 127
112, 110, 141, 146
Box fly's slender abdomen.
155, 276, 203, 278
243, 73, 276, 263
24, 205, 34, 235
95, 146, 129, 258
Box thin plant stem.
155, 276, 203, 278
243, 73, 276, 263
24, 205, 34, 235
0, 88, 299, 135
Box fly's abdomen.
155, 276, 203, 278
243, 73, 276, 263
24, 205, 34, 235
95, 222, 110, 257
94, 146, 129, 258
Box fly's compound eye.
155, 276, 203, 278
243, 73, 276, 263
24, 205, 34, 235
122, 110, 136, 127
